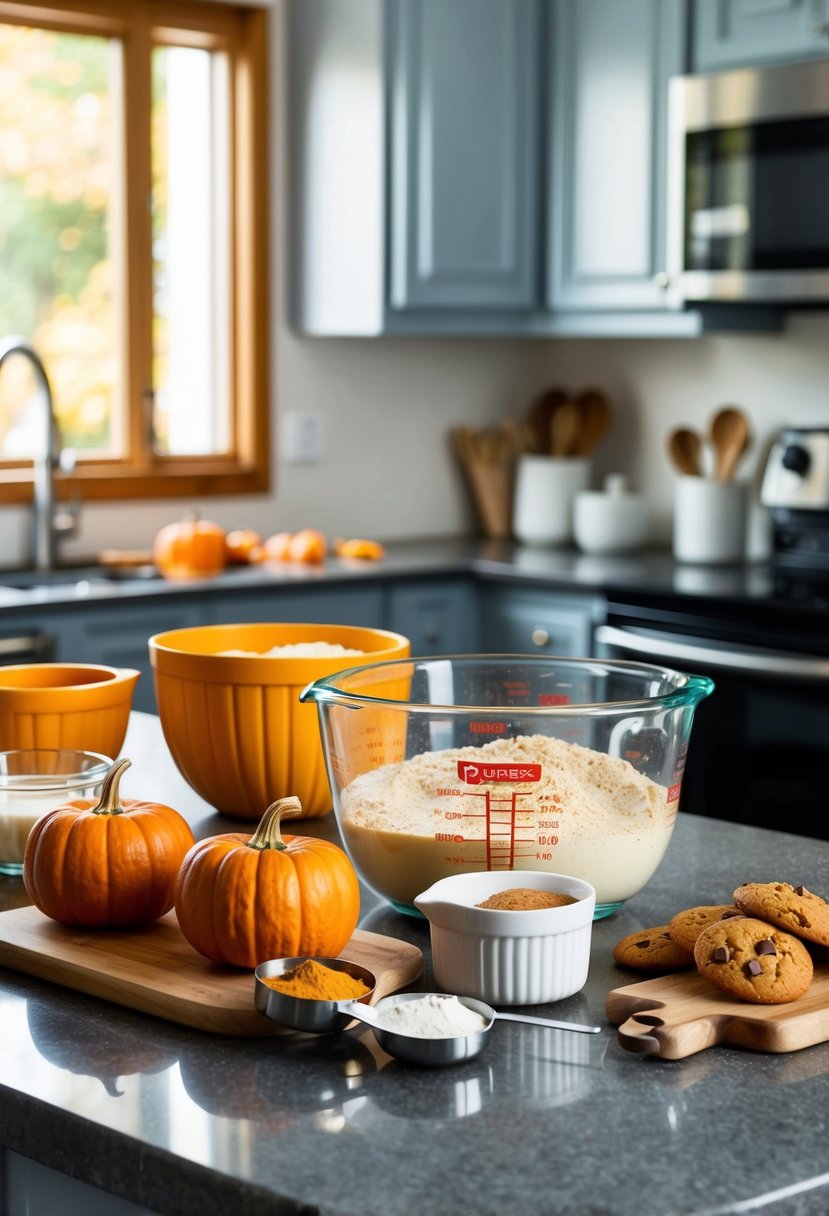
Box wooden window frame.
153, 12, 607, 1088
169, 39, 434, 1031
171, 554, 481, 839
0, 0, 270, 504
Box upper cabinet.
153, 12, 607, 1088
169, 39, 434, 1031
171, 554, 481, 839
388, 0, 541, 313
289, 0, 778, 337
547, 0, 684, 312
692, 0, 829, 72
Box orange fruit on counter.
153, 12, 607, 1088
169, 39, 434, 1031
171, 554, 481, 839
262, 531, 294, 561
225, 528, 263, 564
287, 528, 327, 564
335, 537, 385, 560
153, 515, 227, 580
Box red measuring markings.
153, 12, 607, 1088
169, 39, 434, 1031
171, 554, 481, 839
667, 782, 682, 803
442, 789, 537, 870
538, 693, 570, 706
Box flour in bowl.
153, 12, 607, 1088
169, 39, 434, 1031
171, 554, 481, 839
339, 735, 675, 908
219, 642, 365, 657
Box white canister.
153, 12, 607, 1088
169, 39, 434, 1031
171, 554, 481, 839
673, 476, 748, 564
573, 474, 648, 556
513, 455, 590, 545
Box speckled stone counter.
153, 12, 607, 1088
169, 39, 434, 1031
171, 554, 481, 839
1, 714, 828, 1216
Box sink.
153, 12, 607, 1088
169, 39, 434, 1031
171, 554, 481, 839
0, 564, 162, 591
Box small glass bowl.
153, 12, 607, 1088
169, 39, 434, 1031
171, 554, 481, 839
0, 749, 112, 877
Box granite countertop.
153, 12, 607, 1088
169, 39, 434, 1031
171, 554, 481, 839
1, 713, 829, 1215
1, 536, 828, 633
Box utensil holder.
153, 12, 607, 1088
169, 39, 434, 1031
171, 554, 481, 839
461, 458, 515, 539
513, 456, 590, 545
673, 477, 748, 564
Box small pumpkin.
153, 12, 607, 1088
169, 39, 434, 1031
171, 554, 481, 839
262, 530, 293, 561
23, 758, 196, 928
288, 527, 327, 564
334, 537, 385, 561
174, 796, 360, 968
153, 514, 227, 580
225, 528, 263, 565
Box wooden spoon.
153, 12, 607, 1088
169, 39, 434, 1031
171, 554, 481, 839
667, 427, 703, 477
572, 389, 611, 457
526, 387, 568, 455
709, 406, 750, 482
550, 399, 581, 457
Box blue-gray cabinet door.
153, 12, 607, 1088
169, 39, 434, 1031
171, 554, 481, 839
692, 0, 829, 71
547, 0, 685, 311
388, 0, 541, 312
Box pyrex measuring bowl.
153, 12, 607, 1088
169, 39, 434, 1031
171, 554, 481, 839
300, 655, 714, 919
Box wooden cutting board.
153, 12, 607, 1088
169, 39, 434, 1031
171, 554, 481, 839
607, 964, 829, 1059
0, 905, 423, 1036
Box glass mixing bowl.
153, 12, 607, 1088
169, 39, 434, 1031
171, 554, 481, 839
300, 655, 714, 919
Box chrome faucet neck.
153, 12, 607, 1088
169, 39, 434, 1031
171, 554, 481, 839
0, 335, 77, 571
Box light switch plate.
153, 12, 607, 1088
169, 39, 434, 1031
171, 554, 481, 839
280, 410, 325, 463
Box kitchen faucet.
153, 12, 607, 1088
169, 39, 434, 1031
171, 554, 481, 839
0, 335, 79, 571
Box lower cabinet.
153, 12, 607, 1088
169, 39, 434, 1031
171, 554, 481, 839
385, 579, 481, 655
205, 585, 386, 628
481, 586, 603, 656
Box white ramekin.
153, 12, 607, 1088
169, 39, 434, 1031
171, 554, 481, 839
414, 871, 595, 1006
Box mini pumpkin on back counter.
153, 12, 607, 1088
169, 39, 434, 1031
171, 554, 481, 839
23, 758, 196, 928
174, 795, 360, 969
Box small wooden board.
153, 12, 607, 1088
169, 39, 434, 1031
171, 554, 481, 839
0, 905, 423, 1036
607, 964, 829, 1059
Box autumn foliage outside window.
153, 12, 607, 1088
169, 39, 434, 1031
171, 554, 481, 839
0, 0, 269, 503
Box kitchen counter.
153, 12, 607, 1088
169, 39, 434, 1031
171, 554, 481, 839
1, 713, 829, 1215
1, 537, 828, 630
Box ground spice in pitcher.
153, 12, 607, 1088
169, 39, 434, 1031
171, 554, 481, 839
475, 888, 576, 911
261, 958, 370, 1000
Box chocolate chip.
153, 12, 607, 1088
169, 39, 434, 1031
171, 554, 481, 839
635, 940, 650, 950
755, 939, 777, 956
746, 959, 763, 977
712, 946, 730, 963
795, 885, 805, 896
721, 909, 742, 919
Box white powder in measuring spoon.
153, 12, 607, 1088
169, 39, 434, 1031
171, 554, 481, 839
375, 994, 488, 1039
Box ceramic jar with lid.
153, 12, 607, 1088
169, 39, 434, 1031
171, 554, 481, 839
573, 474, 648, 556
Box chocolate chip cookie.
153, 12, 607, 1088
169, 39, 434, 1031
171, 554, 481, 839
694, 916, 814, 1004
668, 904, 743, 954
613, 925, 695, 972
732, 882, 829, 949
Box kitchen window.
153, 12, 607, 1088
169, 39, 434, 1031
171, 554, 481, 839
0, 0, 269, 504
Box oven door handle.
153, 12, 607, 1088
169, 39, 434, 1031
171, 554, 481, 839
595, 624, 829, 681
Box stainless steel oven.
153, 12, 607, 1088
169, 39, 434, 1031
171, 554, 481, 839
668, 58, 829, 304
0, 631, 53, 664
595, 606, 829, 839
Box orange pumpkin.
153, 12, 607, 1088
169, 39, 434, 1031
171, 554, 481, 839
23, 758, 196, 928
262, 530, 293, 561
153, 515, 227, 580
335, 537, 385, 561
225, 528, 263, 564
174, 796, 360, 968
288, 528, 327, 564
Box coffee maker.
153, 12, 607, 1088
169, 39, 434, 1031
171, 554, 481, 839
761, 427, 829, 568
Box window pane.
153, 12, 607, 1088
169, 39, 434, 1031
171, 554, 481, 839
0, 23, 123, 459
151, 45, 231, 457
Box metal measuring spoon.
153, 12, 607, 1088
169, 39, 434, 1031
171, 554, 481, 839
366, 992, 602, 1067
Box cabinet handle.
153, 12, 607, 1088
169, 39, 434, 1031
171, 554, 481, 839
653, 271, 670, 290
531, 627, 551, 647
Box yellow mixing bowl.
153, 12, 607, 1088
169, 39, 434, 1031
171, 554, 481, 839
148, 622, 410, 819
0, 664, 140, 757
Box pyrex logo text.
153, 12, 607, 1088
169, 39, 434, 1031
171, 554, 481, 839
457, 762, 542, 784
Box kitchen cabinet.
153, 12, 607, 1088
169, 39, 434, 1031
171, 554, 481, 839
386, 579, 481, 654
387, 0, 541, 313
547, 0, 685, 312
692, 0, 829, 71
289, 0, 717, 338
205, 585, 385, 628
481, 586, 602, 656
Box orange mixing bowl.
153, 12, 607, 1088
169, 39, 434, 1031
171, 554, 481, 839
148, 622, 410, 819
0, 664, 140, 757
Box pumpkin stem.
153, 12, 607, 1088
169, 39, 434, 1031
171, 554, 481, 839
247, 796, 303, 851
91, 758, 132, 816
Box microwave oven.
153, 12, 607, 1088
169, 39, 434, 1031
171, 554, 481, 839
667, 59, 829, 305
